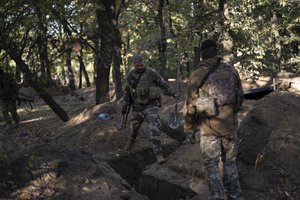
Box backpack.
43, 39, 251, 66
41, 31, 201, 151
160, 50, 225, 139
196, 61, 238, 117
206, 63, 237, 106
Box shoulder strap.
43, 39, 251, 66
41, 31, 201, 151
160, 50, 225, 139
131, 69, 146, 89
198, 58, 221, 89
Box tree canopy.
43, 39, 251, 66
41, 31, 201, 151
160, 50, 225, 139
0, 0, 299, 100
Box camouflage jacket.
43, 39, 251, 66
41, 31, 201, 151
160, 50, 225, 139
184, 56, 243, 136
124, 67, 175, 111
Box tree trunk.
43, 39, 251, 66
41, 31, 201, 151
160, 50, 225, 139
157, 0, 167, 79
272, 12, 282, 71
193, 45, 201, 70
123, 35, 130, 74
61, 64, 67, 86
78, 54, 91, 88
112, 30, 123, 100
95, 54, 110, 104
184, 52, 191, 78
95, 0, 114, 104
37, 35, 46, 80
15, 65, 21, 82
36, 7, 51, 84
3, 44, 69, 122
219, 0, 233, 62
78, 60, 83, 89
66, 48, 76, 90
112, 0, 124, 100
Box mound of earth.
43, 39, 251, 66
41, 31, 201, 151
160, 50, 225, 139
138, 99, 255, 200
1, 74, 299, 200
0, 144, 148, 200
139, 142, 208, 200
138, 91, 300, 200
0, 86, 179, 199
237, 91, 300, 200
50, 101, 179, 188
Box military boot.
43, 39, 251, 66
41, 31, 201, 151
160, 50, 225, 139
125, 139, 136, 151
156, 153, 166, 164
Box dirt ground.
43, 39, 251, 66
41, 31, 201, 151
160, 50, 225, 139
0, 73, 299, 200
237, 91, 300, 200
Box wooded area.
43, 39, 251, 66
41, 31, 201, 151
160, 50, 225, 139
0, 0, 299, 119
0, 1, 300, 199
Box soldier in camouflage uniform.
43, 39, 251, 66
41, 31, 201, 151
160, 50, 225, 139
0, 68, 20, 129
122, 54, 178, 164
184, 39, 244, 200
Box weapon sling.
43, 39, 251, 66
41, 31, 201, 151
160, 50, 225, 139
194, 58, 222, 119
119, 70, 145, 129
198, 58, 221, 90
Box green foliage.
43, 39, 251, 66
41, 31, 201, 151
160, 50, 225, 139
228, 0, 300, 77
0, 0, 298, 83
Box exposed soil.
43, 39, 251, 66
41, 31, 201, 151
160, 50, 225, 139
238, 91, 300, 200
0, 73, 299, 200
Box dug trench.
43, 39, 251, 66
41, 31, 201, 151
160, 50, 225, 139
104, 90, 300, 200
1, 83, 299, 200
92, 92, 268, 200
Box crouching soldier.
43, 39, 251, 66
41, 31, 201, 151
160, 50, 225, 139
122, 54, 178, 164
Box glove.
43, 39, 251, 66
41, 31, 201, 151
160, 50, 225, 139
121, 104, 128, 115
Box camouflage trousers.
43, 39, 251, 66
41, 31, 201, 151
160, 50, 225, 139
0, 99, 20, 125
129, 105, 162, 155
200, 133, 242, 200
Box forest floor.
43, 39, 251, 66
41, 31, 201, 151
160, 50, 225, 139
0, 72, 299, 200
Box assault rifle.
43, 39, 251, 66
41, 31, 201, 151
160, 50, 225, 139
118, 102, 132, 130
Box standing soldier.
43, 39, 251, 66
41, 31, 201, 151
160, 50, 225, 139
122, 54, 178, 164
184, 39, 244, 200
0, 68, 20, 129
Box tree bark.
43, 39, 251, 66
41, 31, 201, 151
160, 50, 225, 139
157, 0, 167, 79
79, 61, 83, 89
123, 35, 130, 74
184, 52, 191, 78
15, 65, 21, 82
272, 11, 282, 71
112, 29, 123, 100
219, 0, 233, 62
36, 6, 51, 83
2, 43, 69, 122
193, 45, 201, 70
95, 0, 114, 104
78, 54, 91, 88
66, 47, 76, 90
112, 0, 124, 100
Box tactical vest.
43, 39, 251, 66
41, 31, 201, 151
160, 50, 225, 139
127, 68, 160, 105
202, 63, 237, 106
